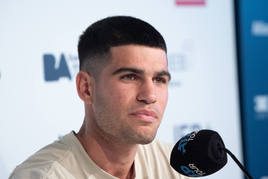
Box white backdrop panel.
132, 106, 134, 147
0, 0, 242, 178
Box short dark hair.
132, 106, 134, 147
78, 16, 167, 77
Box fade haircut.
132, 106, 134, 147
78, 16, 167, 78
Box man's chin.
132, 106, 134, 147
138, 139, 154, 145
121, 126, 159, 145
133, 132, 157, 145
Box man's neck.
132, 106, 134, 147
76, 123, 138, 179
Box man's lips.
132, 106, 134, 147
129, 110, 158, 122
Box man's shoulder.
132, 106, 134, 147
9, 133, 75, 179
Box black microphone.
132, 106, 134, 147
170, 129, 253, 179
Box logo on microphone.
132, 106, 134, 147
180, 163, 206, 177
178, 131, 198, 154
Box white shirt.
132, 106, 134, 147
9, 132, 191, 179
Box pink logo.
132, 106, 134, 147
175, 0, 205, 6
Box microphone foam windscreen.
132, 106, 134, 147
170, 130, 227, 177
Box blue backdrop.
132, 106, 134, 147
237, 0, 268, 178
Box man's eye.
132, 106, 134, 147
154, 77, 167, 84
120, 74, 137, 81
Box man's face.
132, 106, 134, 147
91, 45, 170, 145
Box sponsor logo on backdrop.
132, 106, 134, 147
252, 21, 268, 36
168, 54, 188, 72
175, 0, 205, 6
254, 95, 268, 119
261, 176, 268, 179
168, 52, 191, 87
43, 53, 79, 82
168, 39, 196, 87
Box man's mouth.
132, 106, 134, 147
129, 109, 158, 122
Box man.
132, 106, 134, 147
10, 16, 191, 179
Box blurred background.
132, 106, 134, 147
0, 0, 267, 179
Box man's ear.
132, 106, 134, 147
76, 71, 94, 104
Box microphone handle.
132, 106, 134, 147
223, 148, 253, 179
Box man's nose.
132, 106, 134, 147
136, 80, 157, 104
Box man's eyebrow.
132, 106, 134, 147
112, 67, 171, 81
156, 71, 171, 81
112, 68, 144, 75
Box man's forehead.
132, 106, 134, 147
110, 44, 166, 52
109, 44, 168, 67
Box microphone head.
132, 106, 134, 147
170, 129, 227, 177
